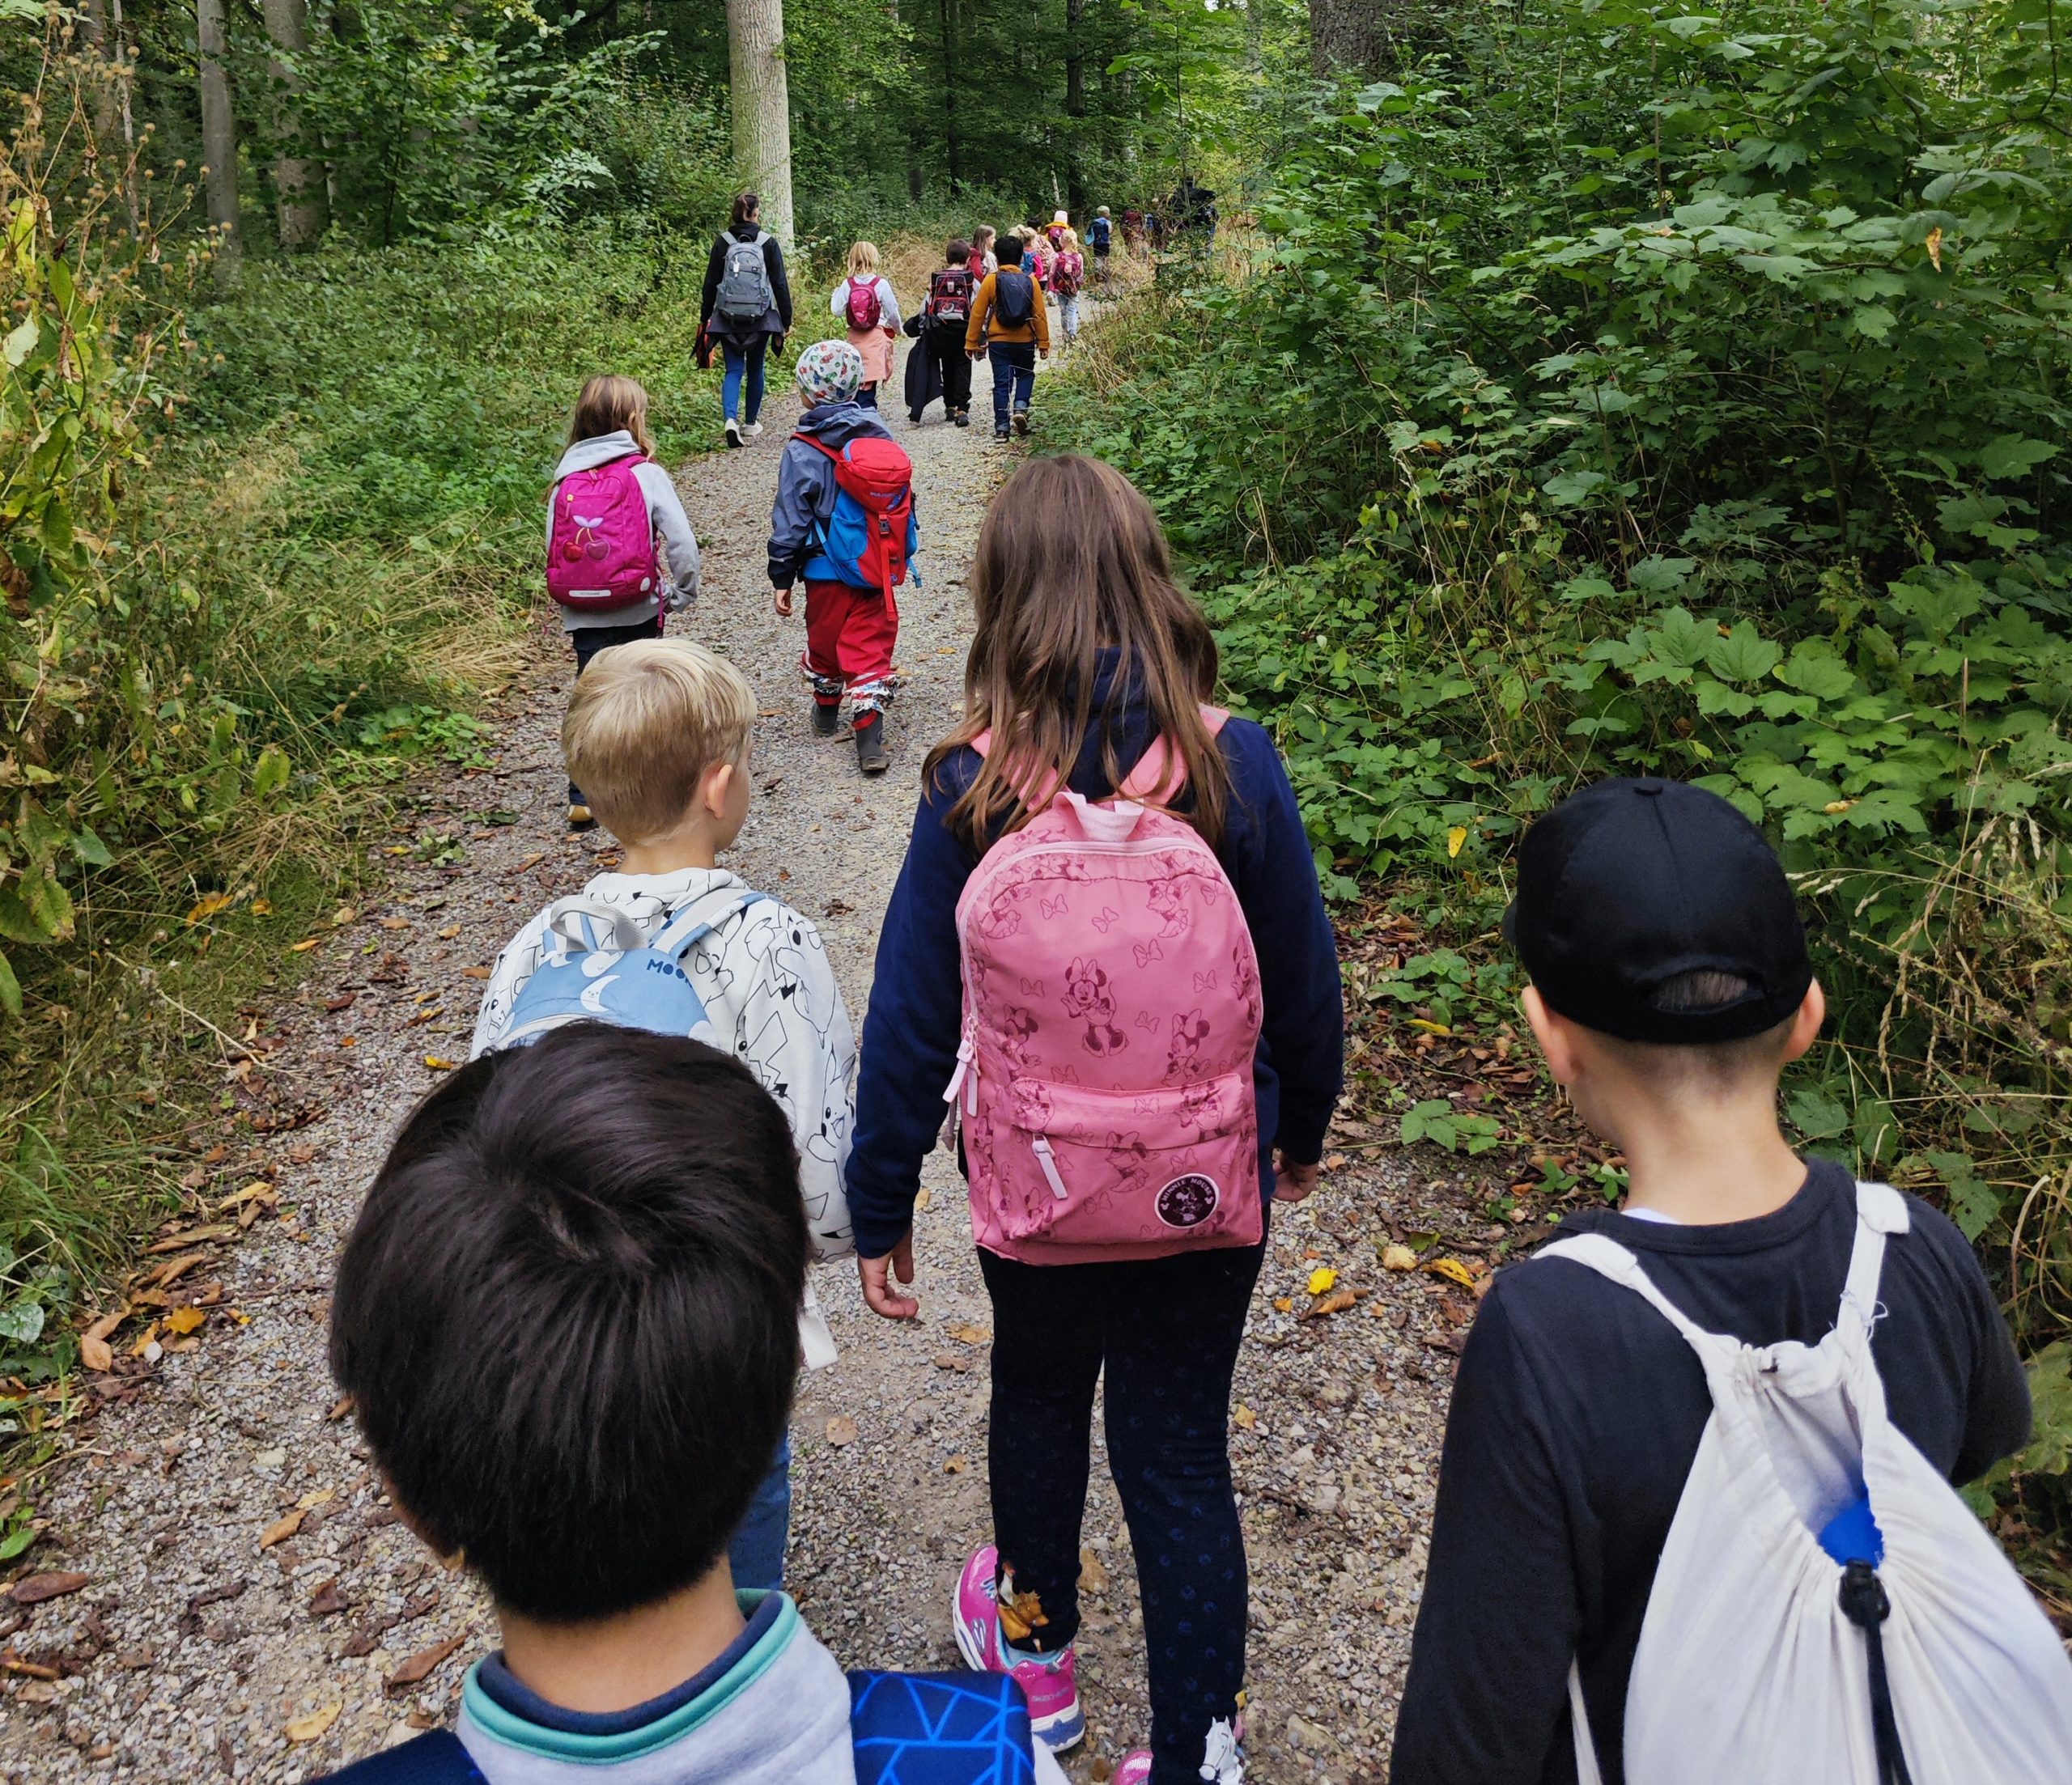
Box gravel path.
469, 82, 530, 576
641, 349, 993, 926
0, 333, 1458, 1785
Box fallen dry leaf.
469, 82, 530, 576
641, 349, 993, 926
461, 965, 491, 980
308, 1578, 348, 1618
165, 1307, 206, 1337
289, 937, 323, 953
423, 1056, 459, 1072
1382, 1244, 1418, 1273
325, 994, 356, 1014
296, 1487, 337, 1512
1306, 1266, 1339, 1296
330, 906, 358, 927
944, 1321, 992, 1344
377, 916, 411, 931
260, 1509, 305, 1550
1427, 1256, 1479, 1290
826, 1415, 859, 1448
1303, 1287, 1361, 1320
326, 1394, 355, 1422
914, 1185, 933, 1212
9, 1571, 88, 1605
943, 1454, 970, 1474
386, 1633, 465, 1693
1079, 1547, 1111, 1592
1272, 1296, 1294, 1313
996, 1580, 1047, 1645
1233, 1405, 1257, 1431
437, 925, 461, 941
185, 892, 235, 926
284, 1702, 342, 1742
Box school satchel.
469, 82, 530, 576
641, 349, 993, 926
1051, 251, 1084, 299
944, 710, 1266, 1266
318, 1669, 1039, 1783
1543, 1182, 2072, 1785
992, 266, 1036, 328
714, 229, 774, 327
793, 433, 918, 598
495, 888, 766, 1048
545, 455, 659, 612
927, 265, 976, 328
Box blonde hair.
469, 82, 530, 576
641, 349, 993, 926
1062, 227, 1080, 251
846, 240, 881, 278
563, 639, 756, 845
567, 375, 653, 457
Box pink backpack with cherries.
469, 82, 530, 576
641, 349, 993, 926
944, 708, 1264, 1264
546, 454, 660, 612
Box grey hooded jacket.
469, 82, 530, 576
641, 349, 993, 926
547, 430, 700, 633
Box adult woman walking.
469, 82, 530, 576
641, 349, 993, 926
700, 190, 793, 449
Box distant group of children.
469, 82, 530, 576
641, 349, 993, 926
325, 190, 2072, 1785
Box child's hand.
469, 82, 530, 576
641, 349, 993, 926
1038, 349, 1050, 361
1273, 1154, 1321, 1202
968, 349, 985, 362
858, 1234, 919, 1320
772, 585, 795, 617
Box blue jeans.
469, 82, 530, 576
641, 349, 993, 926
728, 1436, 792, 1589
722, 337, 768, 425
988, 342, 1036, 430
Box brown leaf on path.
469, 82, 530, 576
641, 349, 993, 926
165, 1307, 206, 1337
1301, 1287, 1362, 1320
461, 965, 491, 980
943, 1454, 970, 1474
325, 994, 356, 1014
1232, 1405, 1257, 1431
1078, 1547, 1110, 1592
1, 1651, 60, 1680
146, 1225, 235, 1253
260, 1509, 305, 1550
944, 1321, 992, 1344
386, 1633, 465, 1692
932, 1352, 972, 1373
1381, 1244, 1417, 1273
308, 1579, 348, 1618
284, 1702, 342, 1742
378, 917, 412, 931
326, 1394, 355, 1422
825, 1415, 859, 1448
9, 1572, 88, 1605
80, 1333, 113, 1372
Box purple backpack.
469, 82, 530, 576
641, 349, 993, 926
546, 454, 660, 612
944, 708, 1264, 1265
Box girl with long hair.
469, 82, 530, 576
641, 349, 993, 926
847, 456, 1344, 1784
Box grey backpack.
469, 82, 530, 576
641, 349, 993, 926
715, 231, 774, 325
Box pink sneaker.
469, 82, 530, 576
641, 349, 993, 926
1115, 1712, 1246, 1783
1115, 1754, 1153, 1785
951, 1545, 1085, 1751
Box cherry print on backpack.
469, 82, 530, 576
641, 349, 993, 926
945, 707, 1266, 1264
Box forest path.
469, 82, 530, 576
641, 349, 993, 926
0, 324, 1451, 1785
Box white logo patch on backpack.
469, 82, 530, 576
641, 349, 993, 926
1543, 1181, 2072, 1785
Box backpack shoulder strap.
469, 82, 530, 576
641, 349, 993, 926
1843, 1181, 1909, 1332
1535, 1231, 1723, 1359
322, 1728, 482, 1782
650, 888, 771, 960
847, 1668, 1038, 1785
1117, 706, 1232, 803
792, 432, 842, 465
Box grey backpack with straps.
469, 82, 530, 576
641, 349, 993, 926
715, 231, 775, 326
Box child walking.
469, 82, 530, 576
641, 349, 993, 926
469, 638, 856, 1591
769, 342, 917, 775
965, 250, 1050, 439
1051, 227, 1086, 345
970, 224, 1000, 279
832, 240, 901, 410
921, 239, 979, 428
845, 456, 1344, 1784
545, 375, 699, 832
1391, 779, 2061, 1785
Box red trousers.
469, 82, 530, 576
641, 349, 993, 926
801, 578, 899, 715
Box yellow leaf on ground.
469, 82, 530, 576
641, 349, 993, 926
1446, 825, 1468, 859
1306, 1266, 1338, 1296
165, 1307, 206, 1337
914, 1186, 933, 1212
1405, 1017, 1453, 1037
1382, 1244, 1417, 1272
288, 937, 323, 953
424, 1057, 458, 1071
1303, 1287, 1361, 1319
378, 916, 411, 931
1232, 1405, 1257, 1431
1427, 1257, 1477, 1289
249, 898, 273, 916
260, 1508, 306, 1550
285, 1702, 342, 1743
330, 906, 357, 927
826, 1415, 859, 1447
945, 1321, 992, 1344
185, 892, 235, 926
461, 965, 491, 980
943, 1454, 970, 1474
80, 1333, 113, 1372
1272, 1296, 1293, 1313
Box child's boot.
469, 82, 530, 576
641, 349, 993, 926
954, 407, 970, 428
853, 711, 890, 774
813, 698, 841, 738
952, 1546, 1085, 1752
1013, 404, 1031, 438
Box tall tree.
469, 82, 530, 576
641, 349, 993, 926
726, 0, 795, 248
260, 0, 325, 250
1310, 0, 1382, 76
195, 0, 241, 261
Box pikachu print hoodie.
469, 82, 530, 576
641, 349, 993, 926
470, 867, 855, 1364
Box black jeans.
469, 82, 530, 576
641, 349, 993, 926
979, 1232, 1267, 1784
928, 325, 973, 414
566, 614, 663, 803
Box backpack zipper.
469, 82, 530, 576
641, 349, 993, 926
939, 1032, 976, 1151
1030, 1135, 1070, 1201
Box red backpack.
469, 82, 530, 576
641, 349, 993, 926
927, 266, 976, 327
844, 275, 884, 332
794, 434, 918, 598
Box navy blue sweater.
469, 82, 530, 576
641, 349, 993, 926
847, 667, 1344, 1258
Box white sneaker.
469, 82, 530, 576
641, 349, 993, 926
724, 418, 742, 449
745, 421, 764, 438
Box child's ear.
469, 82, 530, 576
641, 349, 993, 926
703, 758, 737, 818
1779, 978, 1827, 1064
1521, 985, 1581, 1085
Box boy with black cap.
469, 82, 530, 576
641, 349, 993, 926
1389, 776, 2033, 1785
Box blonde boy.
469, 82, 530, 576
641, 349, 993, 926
469, 640, 855, 1585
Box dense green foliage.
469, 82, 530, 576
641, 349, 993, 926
1056, 0, 2072, 1558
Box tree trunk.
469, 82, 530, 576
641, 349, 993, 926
261, 0, 325, 250
725, 0, 795, 249
1064, 0, 1086, 214
195, 0, 241, 262
1310, 0, 1382, 77
938, 0, 960, 188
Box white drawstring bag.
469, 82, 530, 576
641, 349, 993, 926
1543, 1181, 2072, 1785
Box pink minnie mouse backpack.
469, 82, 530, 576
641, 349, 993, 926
546, 454, 660, 611
943, 709, 1264, 1264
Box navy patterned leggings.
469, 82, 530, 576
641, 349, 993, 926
979, 1233, 1266, 1784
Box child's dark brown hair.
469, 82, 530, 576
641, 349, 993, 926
927, 454, 1232, 849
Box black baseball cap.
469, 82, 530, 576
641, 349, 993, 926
1502, 777, 1812, 1044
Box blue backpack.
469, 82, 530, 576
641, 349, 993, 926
498, 888, 765, 1049
320, 1670, 1037, 1783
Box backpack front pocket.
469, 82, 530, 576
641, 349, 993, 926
983, 1069, 1262, 1253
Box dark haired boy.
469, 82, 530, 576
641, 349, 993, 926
919, 240, 978, 429
1388, 778, 2032, 1785
322, 1027, 1066, 1784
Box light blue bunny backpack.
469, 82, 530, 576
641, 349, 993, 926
499, 887, 766, 1048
